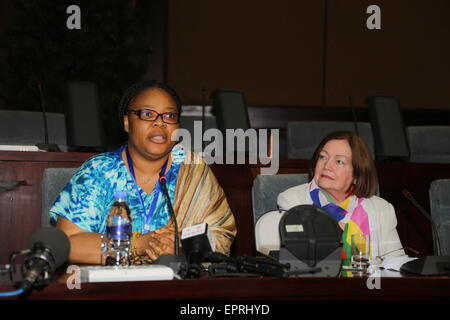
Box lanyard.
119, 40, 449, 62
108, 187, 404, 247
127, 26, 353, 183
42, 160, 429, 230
125, 147, 169, 229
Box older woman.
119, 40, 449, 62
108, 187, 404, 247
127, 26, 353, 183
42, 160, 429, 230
49, 80, 236, 264
277, 131, 404, 265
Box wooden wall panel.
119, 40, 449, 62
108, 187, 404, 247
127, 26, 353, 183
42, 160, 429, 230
167, 0, 325, 106
167, 0, 450, 109
325, 0, 450, 108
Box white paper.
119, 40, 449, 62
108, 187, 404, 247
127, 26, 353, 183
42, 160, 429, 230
0, 144, 39, 152
380, 256, 418, 271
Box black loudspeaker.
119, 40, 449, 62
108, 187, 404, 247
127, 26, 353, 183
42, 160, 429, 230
366, 95, 410, 161
400, 256, 450, 276
211, 89, 250, 132
64, 81, 104, 151
278, 205, 343, 277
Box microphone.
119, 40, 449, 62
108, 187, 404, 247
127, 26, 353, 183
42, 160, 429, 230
401, 188, 441, 256
153, 172, 186, 274
20, 227, 70, 294
349, 96, 359, 136
181, 223, 214, 278
201, 86, 207, 151
158, 172, 179, 256
400, 189, 450, 276
35, 80, 60, 152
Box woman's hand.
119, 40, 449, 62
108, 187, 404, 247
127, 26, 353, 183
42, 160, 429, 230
136, 221, 180, 260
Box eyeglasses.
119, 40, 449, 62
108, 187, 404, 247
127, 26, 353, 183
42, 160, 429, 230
375, 247, 420, 264
127, 109, 179, 124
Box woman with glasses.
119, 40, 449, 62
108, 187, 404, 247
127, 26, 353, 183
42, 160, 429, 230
276, 131, 406, 266
49, 80, 236, 264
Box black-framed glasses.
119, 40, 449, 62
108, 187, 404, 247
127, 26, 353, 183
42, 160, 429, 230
127, 109, 179, 124
375, 247, 420, 264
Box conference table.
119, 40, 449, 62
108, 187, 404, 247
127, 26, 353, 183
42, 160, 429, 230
1, 269, 449, 300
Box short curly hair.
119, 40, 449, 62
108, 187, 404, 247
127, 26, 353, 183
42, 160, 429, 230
118, 79, 182, 127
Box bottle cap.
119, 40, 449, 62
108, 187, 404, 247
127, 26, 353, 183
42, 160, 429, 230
113, 191, 127, 200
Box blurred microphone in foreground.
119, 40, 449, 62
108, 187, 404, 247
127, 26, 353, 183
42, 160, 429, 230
1, 227, 70, 298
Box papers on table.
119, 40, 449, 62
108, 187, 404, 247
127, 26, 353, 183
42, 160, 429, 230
0, 145, 40, 152
379, 256, 418, 272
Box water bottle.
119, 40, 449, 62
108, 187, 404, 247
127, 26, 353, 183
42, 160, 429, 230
102, 191, 132, 266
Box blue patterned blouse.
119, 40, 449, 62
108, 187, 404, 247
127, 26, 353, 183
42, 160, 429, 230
48, 144, 186, 234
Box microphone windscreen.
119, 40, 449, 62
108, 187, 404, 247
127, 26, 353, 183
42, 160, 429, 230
29, 227, 70, 267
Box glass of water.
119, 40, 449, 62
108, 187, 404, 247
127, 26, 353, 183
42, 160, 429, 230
351, 234, 371, 271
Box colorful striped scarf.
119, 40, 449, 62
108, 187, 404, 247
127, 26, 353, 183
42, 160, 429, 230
173, 148, 237, 256
309, 181, 370, 265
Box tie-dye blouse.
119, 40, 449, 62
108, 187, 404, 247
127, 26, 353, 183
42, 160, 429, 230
48, 144, 186, 234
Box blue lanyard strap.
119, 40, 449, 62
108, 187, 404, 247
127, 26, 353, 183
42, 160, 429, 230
125, 147, 169, 229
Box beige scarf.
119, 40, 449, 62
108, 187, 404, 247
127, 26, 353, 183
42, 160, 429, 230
173, 149, 237, 256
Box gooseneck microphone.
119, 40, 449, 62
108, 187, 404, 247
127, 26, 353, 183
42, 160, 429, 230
20, 227, 70, 294
400, 189, 450, 276
159, 172, 179, 256
349, 96, 359, 136
201, 86, 207, 151
158, 171, 215, 278
153, 173, 186, 275
35, 80, 60, 152
402, 188, 442, 256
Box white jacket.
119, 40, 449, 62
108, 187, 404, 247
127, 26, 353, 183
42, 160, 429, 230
276, 183, 405, 258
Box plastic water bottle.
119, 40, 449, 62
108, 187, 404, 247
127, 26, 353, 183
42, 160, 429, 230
102, 191, 132, 266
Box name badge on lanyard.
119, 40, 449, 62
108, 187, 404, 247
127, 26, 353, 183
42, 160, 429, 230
125, 147, 169, 230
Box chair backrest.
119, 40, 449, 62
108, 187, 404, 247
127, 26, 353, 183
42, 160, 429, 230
211, 89, 250, 132
178, 106, 218, 140
42, 167, 78, 227
286, 121, 375, 160
0, 110, 67, 148
407, 126, 450, 163
63, 81, 104, 148
252, 173, 310, 223
366, 95, 409, 161
429, 179, 450, 256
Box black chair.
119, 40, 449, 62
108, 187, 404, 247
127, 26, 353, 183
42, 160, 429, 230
286, 121, 375, 160
252, 173, 310, 224
63, 81, 104, 151
210, 89, 250, 132
42, 167, 78, 227
211, 89, 252, 157
0, 110, 67, 150
429, 179, 450, 256
407, 126, 450, 163
366, 95, 410, 161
